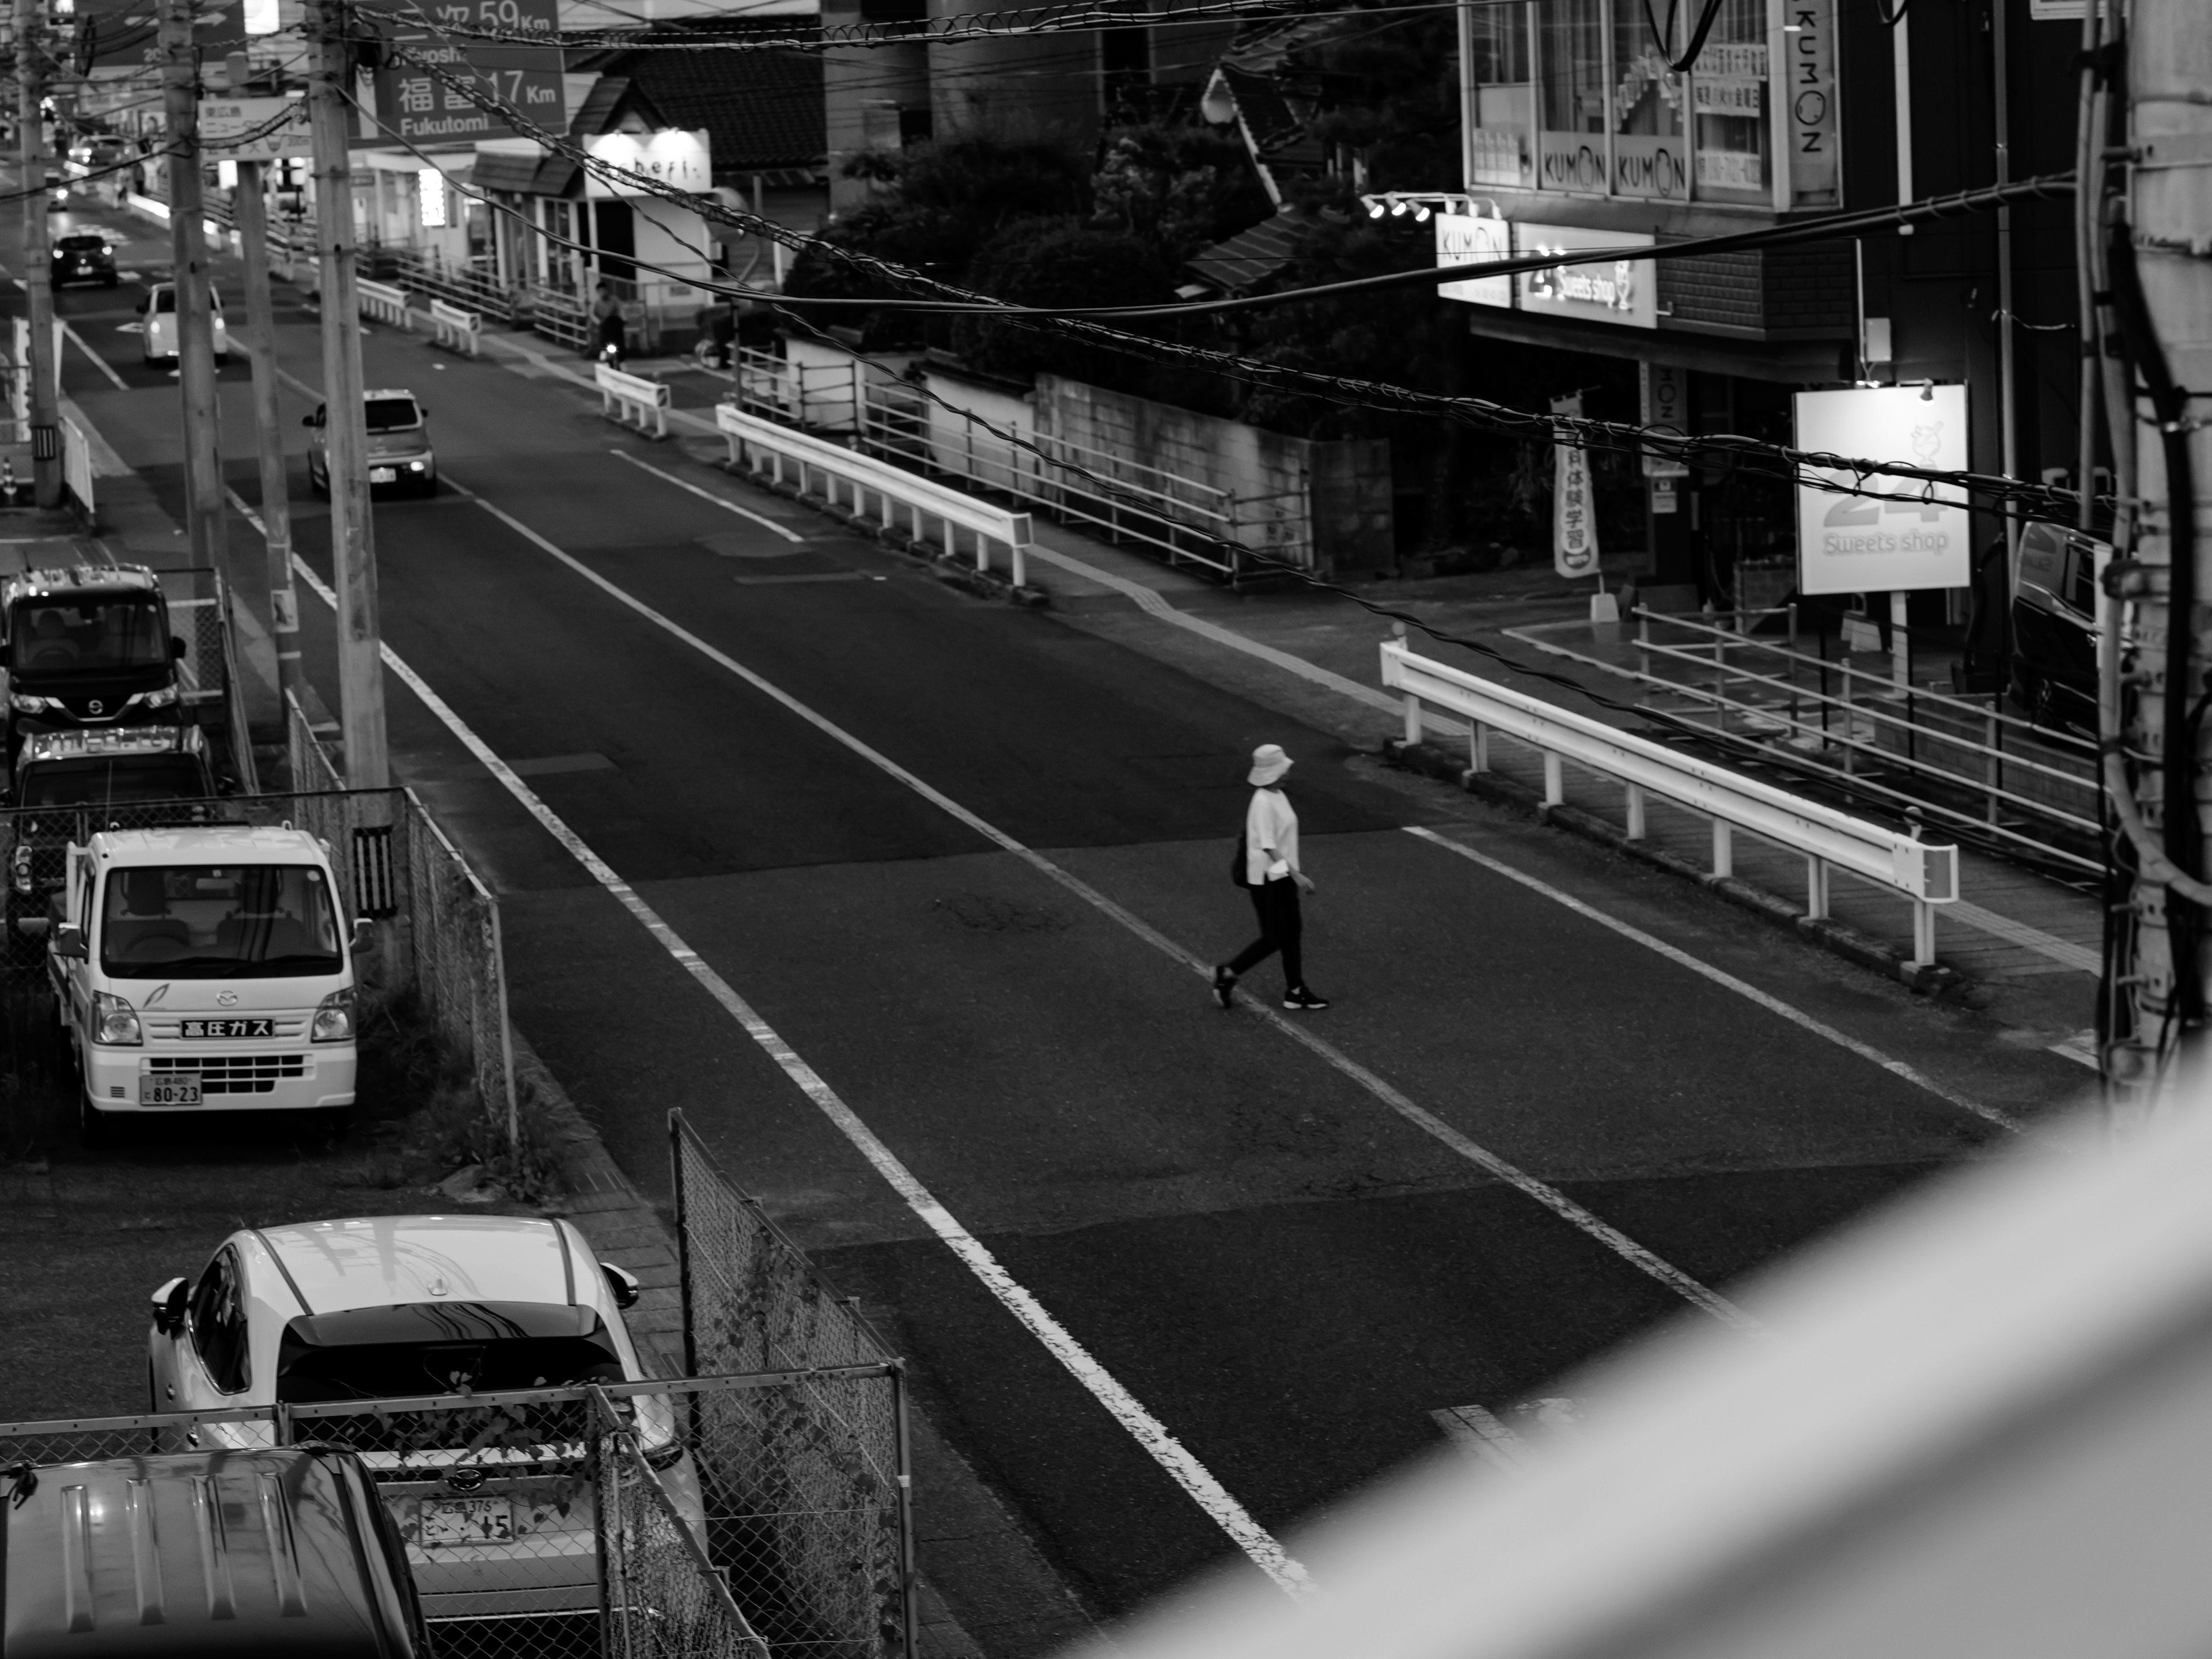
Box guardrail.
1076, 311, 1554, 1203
357, 277, 410, 329
596, 362, 670, 437
59, 414, 92, 524
717, 403, 1033, 587
1381, 639, 1960, 967
428, 297, 480, 356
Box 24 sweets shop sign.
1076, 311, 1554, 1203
1792, 385, 1971, 596
371, 0, 565, 145
1515, 224, 1658, 329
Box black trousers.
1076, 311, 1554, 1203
1226, 877, 1302, 989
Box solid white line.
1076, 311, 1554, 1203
605, 448, 806, 543
62, 321, 128, 391
451, 479, 1758, 1332
1402, 824, 2027, 1135
1431, 1404, 1529, 1474
277, 531, 1312, 1598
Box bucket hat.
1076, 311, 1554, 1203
1247, 744, 1293, 786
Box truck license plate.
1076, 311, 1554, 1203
370, 467, 396, 484
421, 1498, 514, 1546
141, 1074, 200, 1107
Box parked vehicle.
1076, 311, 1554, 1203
2010, 520, 2111, 733
48, 231, 116, 288
305, 390, 437, 497
50, 824, 366, 1141
0, 1445, 431, 1659
0, 566, 187, 761
135, 281, 229, 366
2, 725, 219, 969
145, 1214, 685, 1621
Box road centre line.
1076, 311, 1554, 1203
1402, 825, 2025, 1135
62, 322, 128, 391
272, 517, 1311, 1599
452, 478, 1758, 1334
605, 448, 807, 543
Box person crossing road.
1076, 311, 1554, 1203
1213, 743, 1329, 1011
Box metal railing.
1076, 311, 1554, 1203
1382, 638, 1961, 966
1624, 609, 2103, 878
600, 363, 671, 438
390, 249, 514, 323
672, 1110, 918, 1656
521, 283, 592, 354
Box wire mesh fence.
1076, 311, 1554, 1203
672, 1112, 917, 1656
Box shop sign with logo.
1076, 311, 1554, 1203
1517, 224, 1657, 329
1434, 213, 1511, 308
1784, 0, 1839, 207
1612, 135, 1687, 200
585, 128, 713, 197
1537, 135, 1608, 195
1639, 361, 1690, 478
1792, 385, 1971, 595
1552, 394, 1600, 579
201, 96, 310, 161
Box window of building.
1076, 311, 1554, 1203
1536, 0, 1608, 194
1610, 1, 1685, 199
1690, 0, 1769, 202
1465, 2, 1533, 188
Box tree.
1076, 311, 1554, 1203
952, 219, 1176, 392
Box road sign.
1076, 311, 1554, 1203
202, 95, 310, 160
368, 0, 564, 147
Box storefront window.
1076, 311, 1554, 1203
1610, 1, 1685, 199
1690, 0, 1769, 202
1537, 0, 1608, 195
1465, 2, 1535, 190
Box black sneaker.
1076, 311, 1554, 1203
1282, 986, 1331, 1010
1211, 966, 1237, 1009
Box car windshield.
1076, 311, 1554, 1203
19, 756, 205, 806
56, 235, 104, 253
275, 1303, 624, 1404
99, 862, 340, 978
8, 596, 168, 675
365, 397, 421, 431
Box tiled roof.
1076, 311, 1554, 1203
1185, 207, 1317, 295
576, 28, 827, 176
472, 149, 580, 196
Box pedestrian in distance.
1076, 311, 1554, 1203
592, 283, 627, 368
1213, 743, 1330, 1010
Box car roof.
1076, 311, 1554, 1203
0, 565, 161, 604
253, 1215, 579, 1317
1, 1448, 406, 1659
87, 825, 325, 863
363, 389, 418, 402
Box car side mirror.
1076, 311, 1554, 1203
170, 635, 187, 660
51, 922, 86, 960
151, 1276, 188, 1334
601, 1262, 641, 1310
349, 916, 376, 951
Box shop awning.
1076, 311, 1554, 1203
472, 149, 579, 196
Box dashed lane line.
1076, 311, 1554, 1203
1403, 824, 2027, 1135
450, 477, 1760, 1336
272, 509, 1313, 1601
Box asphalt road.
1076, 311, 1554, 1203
12, 187, 2096, 1633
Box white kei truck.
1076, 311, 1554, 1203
49, 824, 369, 1142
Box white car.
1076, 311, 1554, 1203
137, 279, 229, 366
147, 1213, 692, 1620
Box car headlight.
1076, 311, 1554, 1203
311, 986, 354, 1043
93, 990, 141, 1046
406, 462, 425, 471
10, 847, 32, 895
137, 684, 179, 709
9, 692, 52, 713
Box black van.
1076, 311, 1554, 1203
2009, 520, 2109, 733
1, 1446, 430, 1658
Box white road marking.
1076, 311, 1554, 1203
1430, 1404, 1529, 1473
449, 480, 1759, 1333
605, 448, 806, 543
275, 525, 1311, 1599
1403, 825, 2027, 1135
2051, 1029, 2100, 1070
62, 321, 127, 390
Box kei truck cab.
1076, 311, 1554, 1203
50, 824, 368, 1141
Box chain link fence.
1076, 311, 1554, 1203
672, 1112, 918, 1657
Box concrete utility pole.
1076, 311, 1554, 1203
2117, 0, 2212, 1113
305, 0, 386, 787
159, 0, 227, 568
15, 0, 58, 509
233, 154, 304, 712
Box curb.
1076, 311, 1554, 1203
720, 464, 1050, 608
1380, 737, 1964, 999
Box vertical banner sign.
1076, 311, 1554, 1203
1639, 361, 1690, 478
1786, 0, 1839, 207
1791, 385, 1971, 594
1551, 394, 1600, 580
370, 0, 565, 146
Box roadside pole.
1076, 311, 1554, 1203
158, 0, 227, 569
2119, 0, 2212, 1113
14, 0, 58, 509
304, 0, 387, 786
233, 154, 304, 710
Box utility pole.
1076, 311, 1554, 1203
15, 0, 57, 509
304, 0, 386, 787
158, 0, 227, 569
233, 149, 304, 713
2113, 0, 2212, 1116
